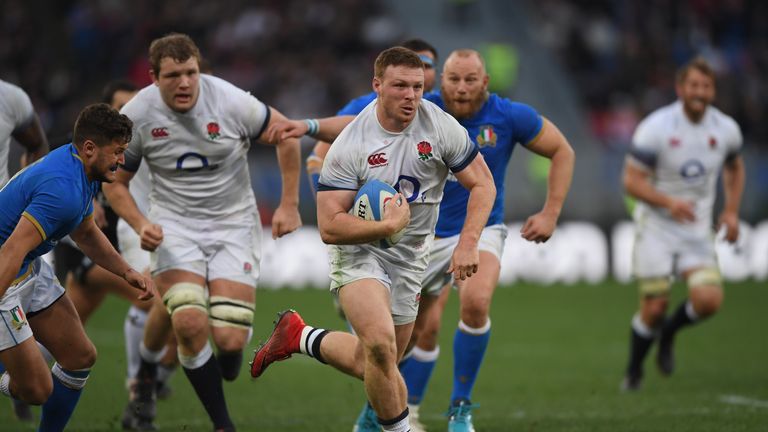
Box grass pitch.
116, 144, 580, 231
2, 281, 766, 431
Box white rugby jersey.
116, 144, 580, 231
628, 101, 742, 235
121, 74, 270, 220
0, 80, 34, 186
319, 98, 478, 262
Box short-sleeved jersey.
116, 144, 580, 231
319, 98, 478, 262
0, 80, 35, 186
337, 92, 376, 116
628, 101, 742, 235
120, 74, 270, 220
424, 92, 543, 237
0, 144, 97, 278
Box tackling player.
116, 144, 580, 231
0, 103, 155, 432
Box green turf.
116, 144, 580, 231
2, 281, 766, 431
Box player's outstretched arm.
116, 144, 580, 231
70, 217, 156, 301
450, 154, 496, 280
102, 167, 163, 251
0, 218, 44, 298
259, 107, 303, 239
14, 113, 49, 167
623, 159, 695, 223
718, 154, 745, 243
266, 116, 355, 143
521, 118, 575, 243
317, 190, 409, 245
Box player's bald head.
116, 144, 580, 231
444, 49, 486, 75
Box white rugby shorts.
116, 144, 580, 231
327, 236, 433, 325
0, 258, 65, 351
149, 207, 262, 287
633, 220, 717, 279
421, 224, 508, 296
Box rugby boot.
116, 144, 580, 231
250, 310, 305, 378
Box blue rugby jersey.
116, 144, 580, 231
0, 144, 96, 278
336, 92, 376, 116
424, 92, 543, 237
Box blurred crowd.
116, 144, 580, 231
530, 0, 768, 151
0, 0, 401, 144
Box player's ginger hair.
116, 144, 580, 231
676, 56, 716, 85
374, 46, 425, 78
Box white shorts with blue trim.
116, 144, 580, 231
0, 258, 65, 351
421, 224, 508, 296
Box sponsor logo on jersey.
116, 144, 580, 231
417, 141, 433, 161
680, 159, 706, 181
669, 137, 681, 147
207, 122, 221, 140
151, 127, 169, 139
9, 305, 27, 331
476, 125, 497, 147
367, 152, 388, 167
709, 136, 717, 149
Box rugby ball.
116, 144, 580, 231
352, 179, 406, 248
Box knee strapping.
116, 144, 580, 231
638, 277, 671, 297
209, 296, 254, 330
162, 282, 207, 317
51, 363, 90, 390
687, 267, 722, 289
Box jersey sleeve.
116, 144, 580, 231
437, 109, 479, 173
627, 116, 660, 170
502, 100, 544, 146
228, 85, 270, 139
336, 93, 376, 116
5, 83, 35, 131
22, 178, 82, 241
120, 100, 145, 172
317, 132, 361, 191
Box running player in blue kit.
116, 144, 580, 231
0, 103, 156, 432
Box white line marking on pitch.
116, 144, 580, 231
720, 394, 768, 408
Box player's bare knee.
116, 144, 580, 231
691, 286, 723, 317
209, 295, 254, 351
460, 298, 490, 328
15, 374, 53, 405
687, 268, 723, 317
365, 341, 397, 370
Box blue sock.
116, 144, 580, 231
0, 362, 5, 374
39, 364, 89, 432
451, 320, 491, 403
400, 346, 439, 405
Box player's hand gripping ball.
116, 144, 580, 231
351, 179, 406, 248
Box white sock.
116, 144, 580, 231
685, 301, 700, 322
124, 306, 148, 378
631, 313, 655, 339
380, 408, 410, 432
139, 342, 167, 364
177, 342, 213, 370
0, 372, 10, 397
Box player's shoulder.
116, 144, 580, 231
0, 79, 32, 118
706, 105, 740, 133
121, 84, 162, 120
641, 102, 679, 127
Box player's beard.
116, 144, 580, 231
445, 90, 487, 119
